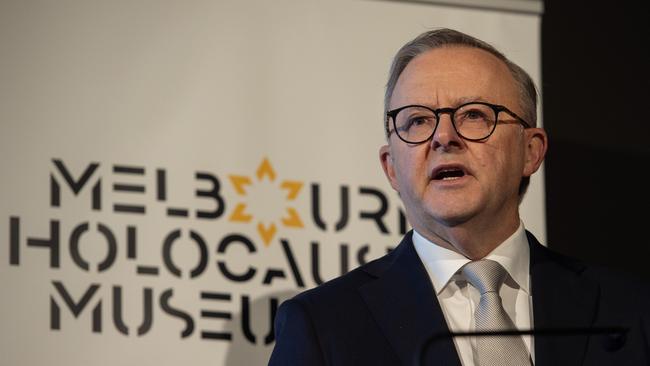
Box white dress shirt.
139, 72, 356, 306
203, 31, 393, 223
412, 222, 534, 366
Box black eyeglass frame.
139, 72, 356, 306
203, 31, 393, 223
385, 101, 531, 144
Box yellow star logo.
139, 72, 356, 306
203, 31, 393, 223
228, 157, 304, 246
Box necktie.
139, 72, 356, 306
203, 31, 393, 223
461, 260, 531, 366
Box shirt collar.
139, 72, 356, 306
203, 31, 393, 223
413, 222, 530, 295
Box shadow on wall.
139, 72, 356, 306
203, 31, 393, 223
223, 290, 299, 366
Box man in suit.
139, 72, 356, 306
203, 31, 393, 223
268, 28, 650, 365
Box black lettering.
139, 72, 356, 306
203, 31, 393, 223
262, 269, 286, 285
340, 243, 350, 274
50, 281, 101, 332
311, 241, 352, 284
156, 169, 166, 201
280, 239, 304, 287
335, 186, 350, 231
160, 289, 194, 338
51, 159, 101, 210
216, 234, 256, 282
240, 295, 279, 345
358, 187, 389, 234
399, 207, 409, 235
200, 292, 232, 341
112, 286, 153, 336
357, 245, 370, 266
9, 216, 19, 265
69, 222, 117, 272
111, 165, 146, 214
311, 242, 324, 285
310, 184, 350, 232
27, 220, 60, 268
136, 266, 159, 276
127, 226, 137, 259
311, 184, 326, 230
162, 229, 208, 278
195, 172, 225, 219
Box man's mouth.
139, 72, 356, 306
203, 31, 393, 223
432, 166, 466, 180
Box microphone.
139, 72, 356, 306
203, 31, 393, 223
414, 326, 629, 366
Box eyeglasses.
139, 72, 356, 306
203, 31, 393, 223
385, 101, 530, 144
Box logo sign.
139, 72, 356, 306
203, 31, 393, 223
5, 157, 407, 344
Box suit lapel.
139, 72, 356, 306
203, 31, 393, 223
358, 233, 462, 366
528, 232, 600, 366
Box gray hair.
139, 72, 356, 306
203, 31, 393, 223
384, 28, 538, 128
384, 28, 538, 198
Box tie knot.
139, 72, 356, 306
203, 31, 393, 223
461, 259, 507, 295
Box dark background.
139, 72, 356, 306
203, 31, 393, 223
541, 1, 650, 280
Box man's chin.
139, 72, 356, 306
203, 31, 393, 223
422, 206, 475, 228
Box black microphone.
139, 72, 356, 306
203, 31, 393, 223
414, 326, 629, 366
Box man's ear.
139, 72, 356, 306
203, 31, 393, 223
523, 128, 548, 177
379, 144, 400, 191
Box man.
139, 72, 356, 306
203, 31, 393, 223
268, 28, 650, 365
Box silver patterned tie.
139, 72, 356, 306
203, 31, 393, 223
461, 260, 531, 366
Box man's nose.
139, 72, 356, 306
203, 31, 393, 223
431, 114, 463, 150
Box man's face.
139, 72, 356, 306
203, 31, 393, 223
380, 46, 545, 241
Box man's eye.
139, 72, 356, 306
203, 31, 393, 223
411, 117, 428, 125
459, 109, 488, 121
403, 116, 432, 129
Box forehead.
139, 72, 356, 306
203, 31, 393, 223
391, 46, 519, 109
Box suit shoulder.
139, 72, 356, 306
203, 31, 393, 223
292, 253, 387, 305
284, 241, 405, 310
280, 233, 412, 314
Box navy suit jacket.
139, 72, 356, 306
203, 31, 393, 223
268, 231, 650, 365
